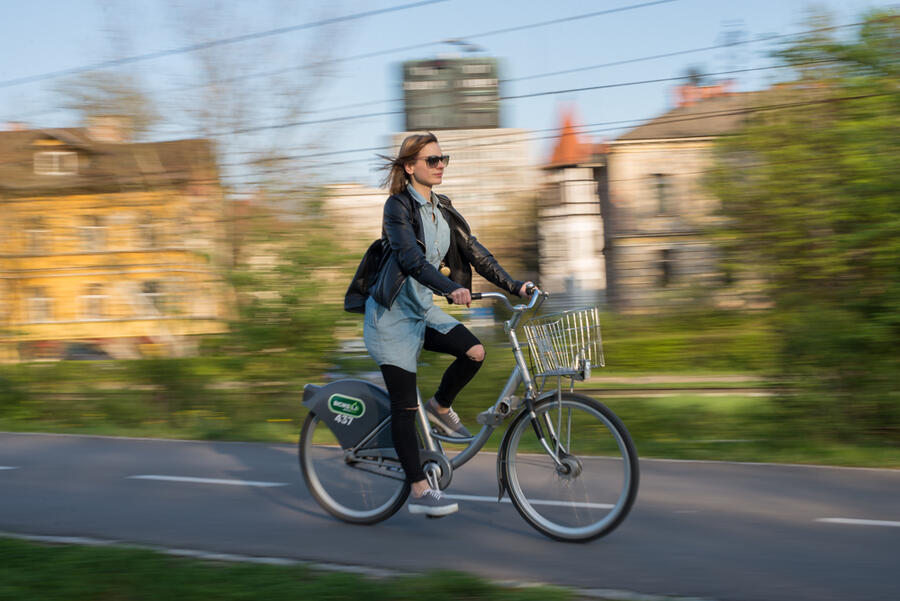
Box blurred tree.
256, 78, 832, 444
218, 208, 353, 371
49, 3, 353, 368
54, 70, 160, 140
706, 10, 900, 439
154, 2, 344, 278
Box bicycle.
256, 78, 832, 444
298, 286, 639, 542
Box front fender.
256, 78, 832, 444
495, 390, 590, 500
495, 398, 538, 502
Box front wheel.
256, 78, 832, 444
299, 412, 409, 524
500, 393, 639, 542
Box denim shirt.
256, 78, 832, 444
362, 184, 460, 371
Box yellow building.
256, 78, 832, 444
0, 122, 231, 361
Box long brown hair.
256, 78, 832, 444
379, 132, 438, 195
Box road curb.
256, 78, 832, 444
0, 530, 719, 601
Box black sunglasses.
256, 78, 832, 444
416, 155, 450, 168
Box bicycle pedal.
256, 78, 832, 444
476, 409, 503, 427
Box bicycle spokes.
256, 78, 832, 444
501, 394, 639, 541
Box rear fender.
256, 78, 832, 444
302, 379, 392, 450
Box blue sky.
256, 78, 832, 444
0, 0, 893, 187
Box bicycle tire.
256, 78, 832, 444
299, 412, 409, 524
500, 393, 639, 542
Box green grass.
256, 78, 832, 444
2, 355, 898, 467
1, 309, 896, 467
0, 537, 572, 601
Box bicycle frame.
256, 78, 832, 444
302, 286, 638, 540
414, 289, 553, 470
335, 288, 573, 488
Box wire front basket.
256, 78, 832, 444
523, 306, 604, 380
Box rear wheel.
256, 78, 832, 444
501, 393, 639, 542
299, 412, 409, 524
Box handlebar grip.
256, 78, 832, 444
525, 283, 536, 296
446, 292, 483, 304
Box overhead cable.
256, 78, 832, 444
0, 0, 452, 89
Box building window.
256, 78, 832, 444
34, 151, 78, 175
80, 284, 106, 320
25, 217, 50, 254
462, 63, 491, 74
659, 249, 673, 288
26, 287, 53, 322
78, 215, 106, 251
141, 281, 166, 314
652, 173, 672, 215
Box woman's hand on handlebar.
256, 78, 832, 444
518, 281, 535, 297
448, 287, 472, 307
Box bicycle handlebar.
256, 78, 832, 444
446, 285, 545, 313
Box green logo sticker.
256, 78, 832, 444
328, 394, 366, 418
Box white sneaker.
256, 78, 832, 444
408, 488, 459, 517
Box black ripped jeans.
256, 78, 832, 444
379, 324, 482, 483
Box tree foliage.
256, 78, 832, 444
54, 71, 160, 139
210, 201, 355, 378
706, 11, 900, 438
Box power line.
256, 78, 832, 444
291, 0, 681, 72
214, 93, 850, 175
462, 0, 678, 41
208, 59, 824, 140
1, 0, 680, 104
0, 0, 452, 89
204, 18, 865, 128
213, 92, 887, 180
2, 89, 879, 177
3, 92, 879, 216
504, 20, 864, 83
502, 62, 825, 100
201, 18, 868, 157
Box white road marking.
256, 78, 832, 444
4, 432, 899, 473
816, 518, 900, 528
128, 475, 288, 488
0, 466, 19, 470
444, 493, 613, 509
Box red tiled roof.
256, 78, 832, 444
547, 105, 600, 167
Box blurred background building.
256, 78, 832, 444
325, 58, 771, 313
321, 183, 385, 242
0, 118, 231, 361
391, 127, 538, 269
403, 56, 500, 130
605, 82, 763, 311
539, 107, 609, 308
325, 54, 540, 291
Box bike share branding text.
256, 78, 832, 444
328, 394, 366, 425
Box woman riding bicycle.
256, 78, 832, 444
361, 132, 531, 517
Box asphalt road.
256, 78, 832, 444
1, 431, 898, 601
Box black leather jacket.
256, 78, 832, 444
370, 189, 523, 309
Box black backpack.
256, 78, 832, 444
343, 238, 387, 313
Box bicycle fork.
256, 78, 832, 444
527, 391, 572, 470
